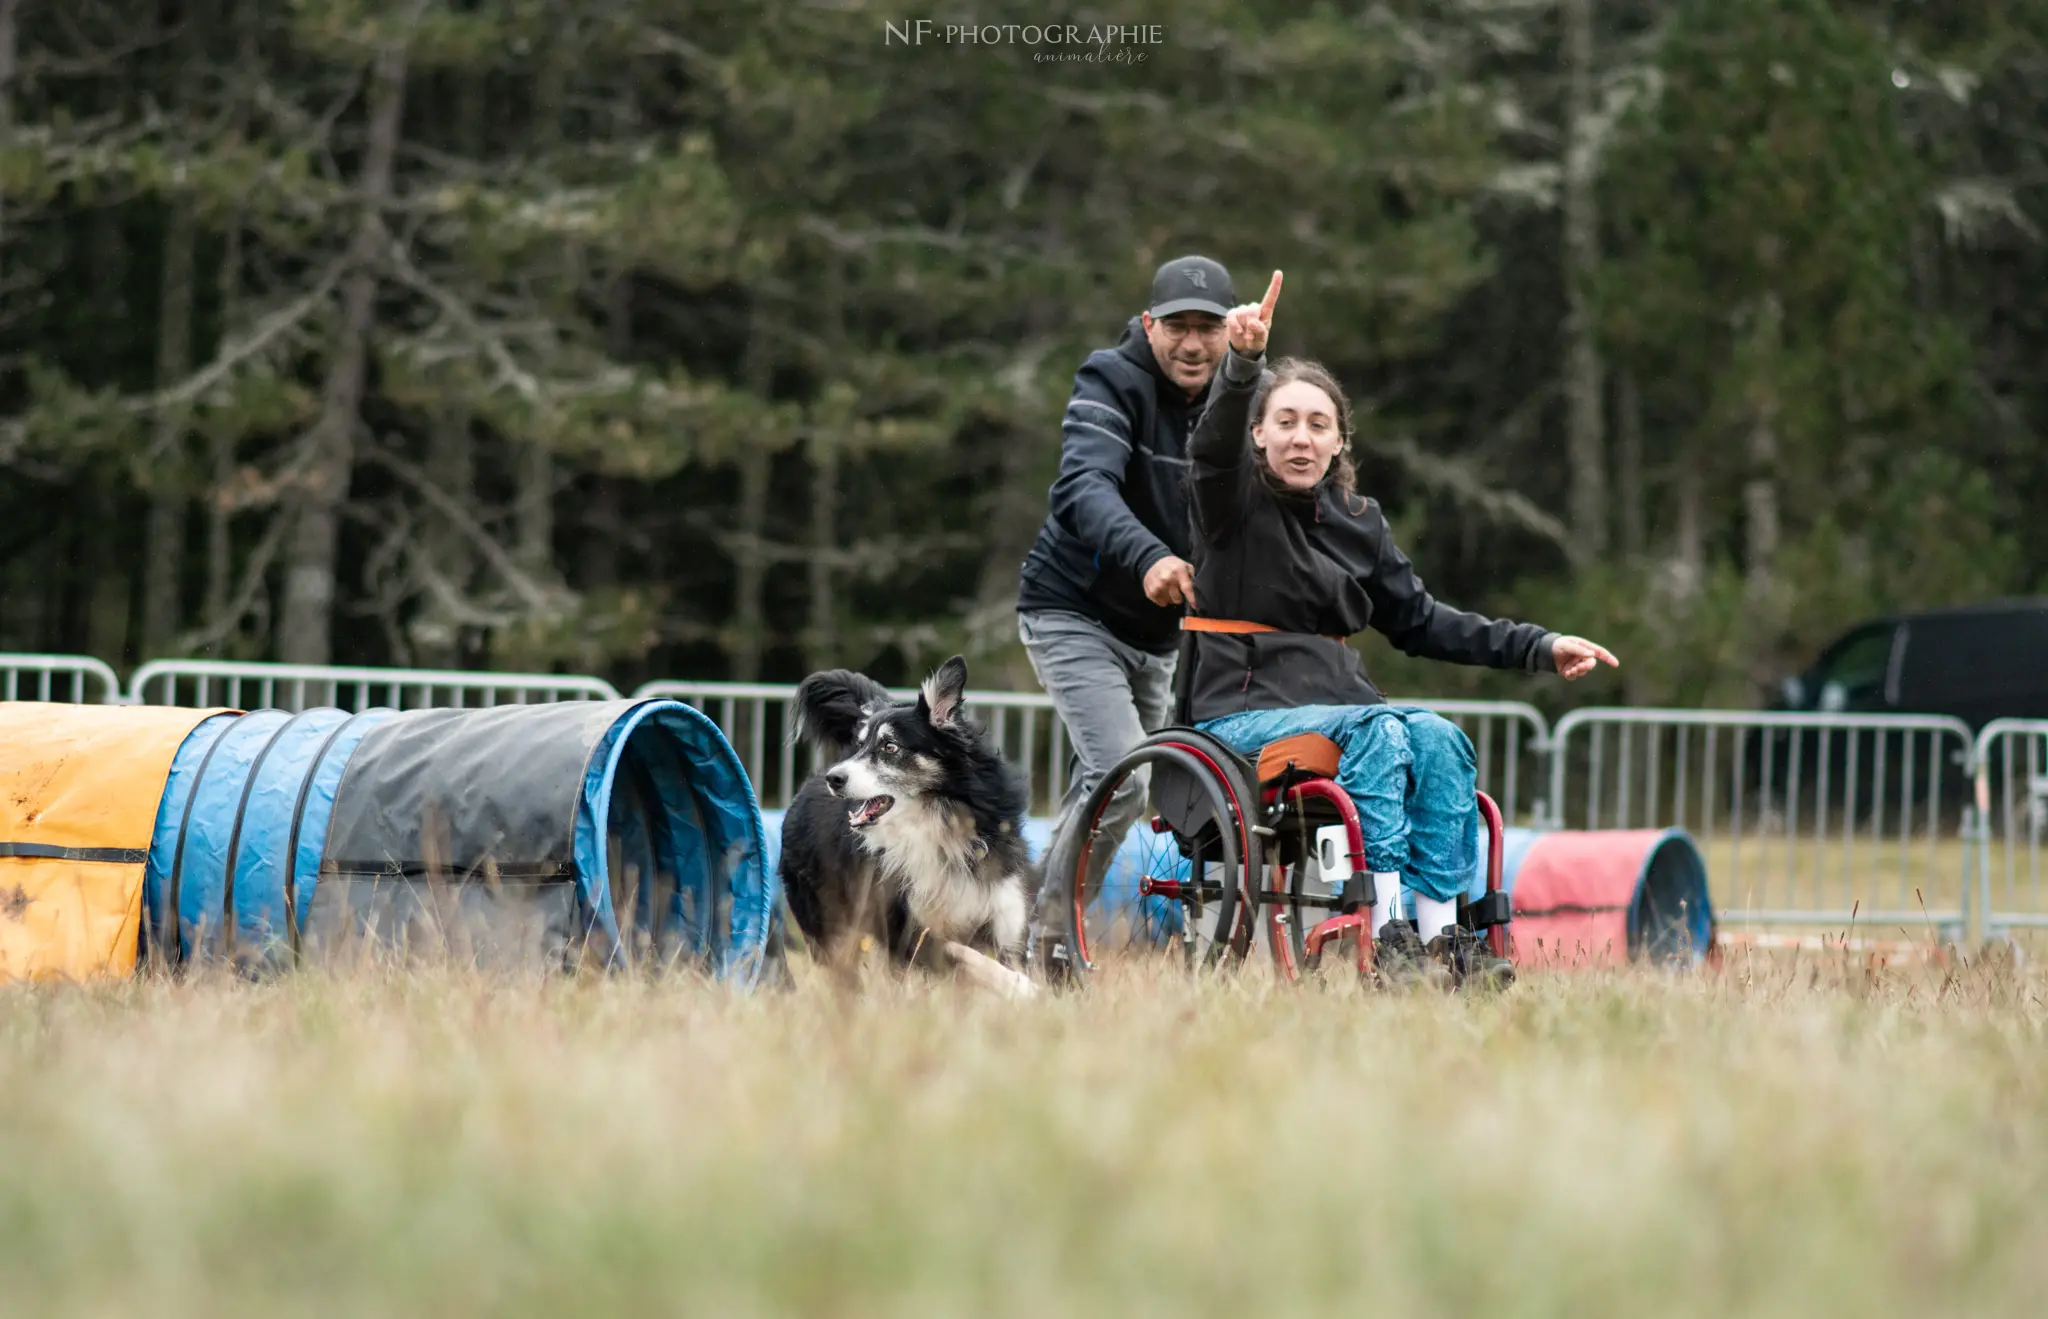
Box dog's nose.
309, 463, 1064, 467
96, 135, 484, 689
825, 769, 848, 795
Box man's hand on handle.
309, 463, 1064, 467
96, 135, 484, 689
1553, 636, 1620, 681
1225, 271, 1283, 355
1143, 555, 1196, 608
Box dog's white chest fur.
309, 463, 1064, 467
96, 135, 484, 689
855, 798, 1027, 953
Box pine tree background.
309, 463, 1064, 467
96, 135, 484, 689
1, 0, 2043, 714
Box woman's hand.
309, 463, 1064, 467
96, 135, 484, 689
1552, 636, 1620, 680
1225, 270, 1283, 355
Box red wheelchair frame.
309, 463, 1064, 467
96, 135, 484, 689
1050, 726, 1511, 984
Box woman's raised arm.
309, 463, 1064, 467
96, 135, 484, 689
1189, 271, 1282, 535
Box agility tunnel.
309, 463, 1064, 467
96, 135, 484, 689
758, 810, 1710, 968
1, 699, 776, 984
1460, 827, 1715, 968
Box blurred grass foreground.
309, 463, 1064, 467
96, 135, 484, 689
1, 957, 2044, 1317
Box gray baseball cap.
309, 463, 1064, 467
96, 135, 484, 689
1147, 255, 1234, 319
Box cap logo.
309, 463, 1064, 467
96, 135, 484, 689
1188, 270, 1207, 289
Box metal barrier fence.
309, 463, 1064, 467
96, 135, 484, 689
1975, 719, 2048, 934
128, 659, 621, 711
1547, 708, 1978, 931
0, 653, 124, 703
0, 655, 1547, 824
631, 680, 1068, 813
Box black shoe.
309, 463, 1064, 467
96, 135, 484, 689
1374, 920, 1448, 991
1426, 925, 1516, 992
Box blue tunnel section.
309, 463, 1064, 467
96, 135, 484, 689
574, 701, 777, 981
140, 699, 774, 984
142, 707, 392, 971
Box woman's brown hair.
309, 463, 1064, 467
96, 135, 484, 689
1251, 356, 1358, 495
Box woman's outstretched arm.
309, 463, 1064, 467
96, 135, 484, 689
1366, 513, 1620, 678
1362, 502, 1560, 672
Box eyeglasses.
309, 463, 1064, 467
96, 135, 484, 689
1154, 318, 1226, 342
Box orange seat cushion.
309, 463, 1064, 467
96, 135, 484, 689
1255, 733, 1342, 785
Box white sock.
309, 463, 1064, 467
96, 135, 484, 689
1415, 895, 1460, 942
1371, 874, 1403, 938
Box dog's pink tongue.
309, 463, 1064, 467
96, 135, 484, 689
849, 797, 891, 827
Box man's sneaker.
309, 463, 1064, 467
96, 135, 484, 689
1426, 925, 1516, 992
1373, 920, 1448, 991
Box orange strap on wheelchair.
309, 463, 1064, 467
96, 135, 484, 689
1181, 617, 1348, 642
1181, 616, 1280, 635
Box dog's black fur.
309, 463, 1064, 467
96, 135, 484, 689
779, 656, 1037, 981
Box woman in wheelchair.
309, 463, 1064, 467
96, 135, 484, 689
1182, 272, 1618, 988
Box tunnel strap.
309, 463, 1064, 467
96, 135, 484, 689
0, 841, 148, 864
1511, 902, 1629, 917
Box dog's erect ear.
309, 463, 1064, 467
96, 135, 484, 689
918, 655, 969, 727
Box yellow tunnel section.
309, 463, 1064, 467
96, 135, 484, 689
0, 702, 231, 981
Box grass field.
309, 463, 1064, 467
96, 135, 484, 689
2, 954, 2045, 1317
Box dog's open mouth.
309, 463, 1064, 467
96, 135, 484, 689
847, 795, 895, 828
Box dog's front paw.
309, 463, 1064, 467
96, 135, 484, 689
942, 940, 1042, 1001
1001, 966, 1040, 1001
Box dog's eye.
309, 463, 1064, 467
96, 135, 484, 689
880, 739, 900, 756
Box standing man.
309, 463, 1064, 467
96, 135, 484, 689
1016, 254, 1235, 952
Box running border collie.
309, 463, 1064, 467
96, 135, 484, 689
779, 656, 1038, 998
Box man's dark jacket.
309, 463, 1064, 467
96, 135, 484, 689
1181, 347, 1558, 723
1017, 317, 1208, 655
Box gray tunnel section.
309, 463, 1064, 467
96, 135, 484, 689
302, 698, 775, 979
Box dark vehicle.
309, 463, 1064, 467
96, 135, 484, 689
1772, 600, 2048, 728
1750, 600, 2048, 819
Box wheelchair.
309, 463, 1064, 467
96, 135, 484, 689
1043, 724, 1511, 985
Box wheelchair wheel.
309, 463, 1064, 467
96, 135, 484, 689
1046, 739, 1261, 982
1258, 781, 1373, 983
1261, 802, 1310, 979
1270, 789, 1518, 985
1261, 853, 1313, 982
1151, 726, 1267, 967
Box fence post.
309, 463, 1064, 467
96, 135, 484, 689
1543, 713, 1582, 833
1978, 721, 1994, 945
1530, 730, 1556, 830
1966, 725, 1987, 947
1960, 734, 1975, 947
1977, 720, 2021, 948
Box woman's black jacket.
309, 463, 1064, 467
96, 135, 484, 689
1180, 347, 1557, 724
